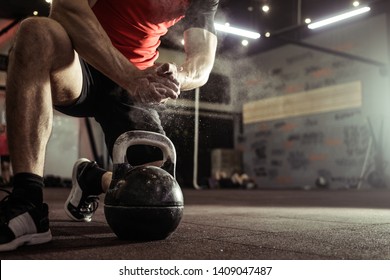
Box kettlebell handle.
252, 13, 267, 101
112, 130, 177, 177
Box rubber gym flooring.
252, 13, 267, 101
1, 187, 390, 260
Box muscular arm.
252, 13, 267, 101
178, 28, 217, 91
50, 0, 135, 88
50, 0, 179, 102
173, 0, 219, 91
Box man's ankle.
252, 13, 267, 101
12, 172, 44, 206
78, 162, 106, 195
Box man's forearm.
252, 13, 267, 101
50, 0, 137, 89
178, 54, 215, 91
178, 28, 217, 91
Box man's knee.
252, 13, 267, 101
15, 17, 57, 49
11, 17, 72, 64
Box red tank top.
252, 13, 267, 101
92, 0, 190, 70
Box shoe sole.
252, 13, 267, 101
64, 158, 93, 222
0, 230, 52, 252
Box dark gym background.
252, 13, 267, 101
1, 0, 390, 261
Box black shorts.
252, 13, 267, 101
55, 58, 165, 164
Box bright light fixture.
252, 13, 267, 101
353, 1, 360, 7
241, 39, 249, 46
308, 6, 371, 29
305, 18, 312, 24
214, 23, 261, 39
262, 5, 270, 13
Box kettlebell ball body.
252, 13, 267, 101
104, 165, 184, 240
104, 131, 184, 241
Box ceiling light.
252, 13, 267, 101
33, 11, 38, 16
45, 0, 52, 3
262, 5, 270, 13
265, 32, 271, 37
305, 18, 312, 24
241, 40, 249, 46
353, 1, 360, 7
181, 39, 185, 45
214, 23, 261, 39
308, 6, 370, 30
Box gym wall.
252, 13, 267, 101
233, 13, 390, 189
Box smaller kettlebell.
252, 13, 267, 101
104, 130, 184, 240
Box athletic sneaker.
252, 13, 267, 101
0, 189, 52, 251
64, 158, 100, 222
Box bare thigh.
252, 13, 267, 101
46, 19, 83, 106
50, 51, 84, 107
9, 17, 83, 106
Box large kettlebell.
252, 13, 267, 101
104, 130, 184, 240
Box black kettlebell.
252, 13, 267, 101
104, 131, 184, 240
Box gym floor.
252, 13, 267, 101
1, 187, 390, 260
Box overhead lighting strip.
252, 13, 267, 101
214, 23, 261, 39
308, 6, 371, 30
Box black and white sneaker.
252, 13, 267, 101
0, 189, 52, 251
64, 158, 100, 222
